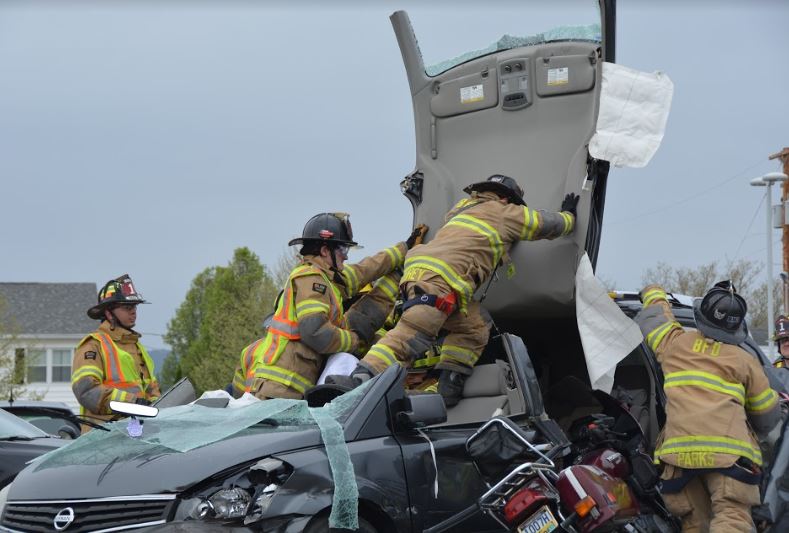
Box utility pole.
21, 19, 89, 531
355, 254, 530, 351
769, 147, 789, 315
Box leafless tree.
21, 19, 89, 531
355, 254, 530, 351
641, 259, 777, 329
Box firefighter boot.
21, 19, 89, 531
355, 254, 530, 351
437, 370, 467, 408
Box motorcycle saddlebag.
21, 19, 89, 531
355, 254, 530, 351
467, 416, 539, 479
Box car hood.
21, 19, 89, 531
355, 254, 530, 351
8, 425, 322, 501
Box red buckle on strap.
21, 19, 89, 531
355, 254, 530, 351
435, 292, 457, 314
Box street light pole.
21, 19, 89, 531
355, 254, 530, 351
752, 172, 789, 351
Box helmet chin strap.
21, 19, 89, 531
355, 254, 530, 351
108, 309, 133, 332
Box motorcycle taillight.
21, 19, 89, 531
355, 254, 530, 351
503, 484, 552, 524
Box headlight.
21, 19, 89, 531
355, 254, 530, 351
173, 488, 251, 522
207, 488, 251, 519
173, 457, 292, 524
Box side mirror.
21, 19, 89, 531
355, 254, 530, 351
397, 393, 447, 429
109, 401, 159, 418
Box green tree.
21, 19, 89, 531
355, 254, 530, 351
0, 295, 29, 400
163, 248, 278, 393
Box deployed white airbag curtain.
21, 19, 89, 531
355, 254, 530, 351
589, 62, 674, 168
575, 253, 643, 393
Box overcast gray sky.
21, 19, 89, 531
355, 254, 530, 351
1, 0, 787, 349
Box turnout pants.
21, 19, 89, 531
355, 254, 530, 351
361, 271, 490, 375
660, 464, 760, 533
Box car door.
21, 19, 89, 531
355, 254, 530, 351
391, 1, 615, 322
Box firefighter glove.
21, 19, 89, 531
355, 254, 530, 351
346, 312, 377, 345
325, 363, 374, 389
406, 224, 429, 249
560, 193, 580, 218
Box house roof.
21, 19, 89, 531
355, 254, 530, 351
0, 282, 97, 336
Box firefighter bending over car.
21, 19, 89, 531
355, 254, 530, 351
71, 274, 160, 432
246, 212, 427, 400
231, 270, 406, 398
327, 174, 578, 407
635, 281, 780, 533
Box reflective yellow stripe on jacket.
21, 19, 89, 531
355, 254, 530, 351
656, 435, 763, 466
445, 214, 505, 266
254, 364, 314, 394
663, 370, 746, 404
747, 388, 779, 412
645, 320, 682, 352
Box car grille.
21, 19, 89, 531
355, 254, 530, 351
0, 495, 175, 533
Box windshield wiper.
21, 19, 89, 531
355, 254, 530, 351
0, 435, 37, 441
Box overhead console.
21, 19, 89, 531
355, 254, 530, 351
429, 46, 599, 120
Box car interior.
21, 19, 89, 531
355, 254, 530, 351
438, 321, 662, 452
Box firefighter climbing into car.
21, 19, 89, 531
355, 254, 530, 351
71, 274, 161, 432
326, 174, 578, 407
244, 212, 427, 400
635, 281, 781, 532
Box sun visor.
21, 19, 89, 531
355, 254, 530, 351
589, 62, 673, 168
575, 253, 643, 393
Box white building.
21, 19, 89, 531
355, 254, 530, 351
0, 282, 96, 412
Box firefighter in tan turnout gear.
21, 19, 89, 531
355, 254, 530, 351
71, 275, 160, 431
247, 212, 427, 400
773, 315, 789, 369
328, 174, 578, 407
635, 281, 780, 532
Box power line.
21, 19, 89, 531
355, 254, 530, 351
609, 158, 769, 225
731, 193, 767, 263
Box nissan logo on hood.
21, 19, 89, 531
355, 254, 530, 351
53, 507, 75, 531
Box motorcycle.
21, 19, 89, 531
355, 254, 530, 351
426, 390, 678, 533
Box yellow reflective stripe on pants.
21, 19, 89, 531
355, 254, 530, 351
664, 370, 745, 404
656, 435, 763, 465
385, 245, 404, 268
642, 288, 668, 306
646, 320, 681, 352
445, 214, 504, 265
440, 344, 478, 366
367, 344, 400, 367
747, 388, 778, 412
254, 365, 314, 394
413, 355, 441, 368
295, 299, 331, 318
404, 257, 473, 310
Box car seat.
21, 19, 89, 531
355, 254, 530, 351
444, 361, 514, 425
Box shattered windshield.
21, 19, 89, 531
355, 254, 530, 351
408, 1, 602, 77
32, 379, 374, 468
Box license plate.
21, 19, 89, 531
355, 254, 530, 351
517, 505, 559, 533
